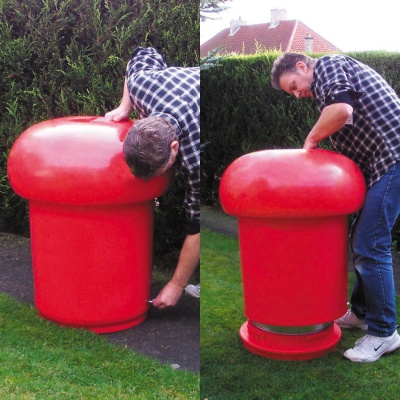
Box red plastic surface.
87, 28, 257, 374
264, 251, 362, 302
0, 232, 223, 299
8, 116, 173, 205
31, 201, 153, 333
219, 149, 366, 360
220, 149, 366, 218
7, 117, 173, 333
240, 321, 341, 361
239, 216, 348, 325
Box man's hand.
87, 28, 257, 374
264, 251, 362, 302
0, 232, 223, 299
151, 232, 200, 310
104, 106, 131, 122
152, 280, 185, 310
303, 137, 319, 150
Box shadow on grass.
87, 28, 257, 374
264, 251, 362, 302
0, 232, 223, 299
201, 228, 400, 400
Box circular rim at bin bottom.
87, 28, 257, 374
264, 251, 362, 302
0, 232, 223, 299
240, 320, 341, 361
252, 321, 332, 335
38, 310, 148, 334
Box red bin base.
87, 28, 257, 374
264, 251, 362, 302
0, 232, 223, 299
240, 320, 341, 361
38, 310, 147, 334
30, 201, 153, 334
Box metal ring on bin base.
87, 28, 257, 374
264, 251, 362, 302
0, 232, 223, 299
251, 321, 332, 335
240, 320, 342, 361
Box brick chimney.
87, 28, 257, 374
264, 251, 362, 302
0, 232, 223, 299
229, 16, 246, 36
270, 9, 287, 28
304, 34, 314, 52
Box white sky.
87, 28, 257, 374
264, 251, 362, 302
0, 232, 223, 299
200, 0, 400, 52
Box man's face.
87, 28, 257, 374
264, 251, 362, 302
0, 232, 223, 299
279, 61, 314, 99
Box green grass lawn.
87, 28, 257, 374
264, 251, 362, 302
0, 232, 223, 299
201, 228, 400, 400
0, 292, 199, 399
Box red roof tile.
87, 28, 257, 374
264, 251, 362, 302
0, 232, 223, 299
200, 20, 341, 57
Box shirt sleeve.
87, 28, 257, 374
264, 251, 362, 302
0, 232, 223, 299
314, 56, 364, 108
181, 163, 200, 232
127, 47, 168, 76
325, 91, 355, 107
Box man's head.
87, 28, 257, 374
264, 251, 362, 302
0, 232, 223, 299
271, 52, 315, 98
123, 116, 179, 180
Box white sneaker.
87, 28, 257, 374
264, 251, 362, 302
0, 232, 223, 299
344, 331, 400, 362
185, 284, 200, 298
335, 309, 367, 331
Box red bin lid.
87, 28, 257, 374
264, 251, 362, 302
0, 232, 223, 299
219, 149, 366, 218
7, 117, 173, 205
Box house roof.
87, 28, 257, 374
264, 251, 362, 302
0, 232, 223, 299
200, 20, 341, 57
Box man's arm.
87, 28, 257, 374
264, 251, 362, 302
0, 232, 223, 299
153, 232, 200, 309
104, 76, 133, 122
304, 103, 353, 149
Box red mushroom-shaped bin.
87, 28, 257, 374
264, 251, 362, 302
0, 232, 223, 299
7, 116, 173, 333
219, 149, 366, 360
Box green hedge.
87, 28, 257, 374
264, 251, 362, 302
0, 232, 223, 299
201, 50, 400, 245
0, 0, 199, 255
201, 51, 318, 204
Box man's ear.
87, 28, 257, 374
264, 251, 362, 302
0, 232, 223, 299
170, 140, 179, 155
296, 61, 307, 72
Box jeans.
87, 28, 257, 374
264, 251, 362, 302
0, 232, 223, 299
351, 162, 400, 337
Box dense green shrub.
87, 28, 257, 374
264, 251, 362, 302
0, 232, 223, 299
201, 50, 400, 245
0, 0, 199, 254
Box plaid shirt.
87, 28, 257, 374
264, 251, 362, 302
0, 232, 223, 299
126, 47, 200, 228
311, 54, 400, 188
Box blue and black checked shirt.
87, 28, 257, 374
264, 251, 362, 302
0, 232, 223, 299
311, 54, 400, 188
126, 47, 200, 232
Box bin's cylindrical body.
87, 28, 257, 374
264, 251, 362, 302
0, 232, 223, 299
7, 116, 173, 333
220, 149, 366, 360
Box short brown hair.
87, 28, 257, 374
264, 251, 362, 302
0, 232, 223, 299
123, 116, 178, 180
271, 52, 314, 90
